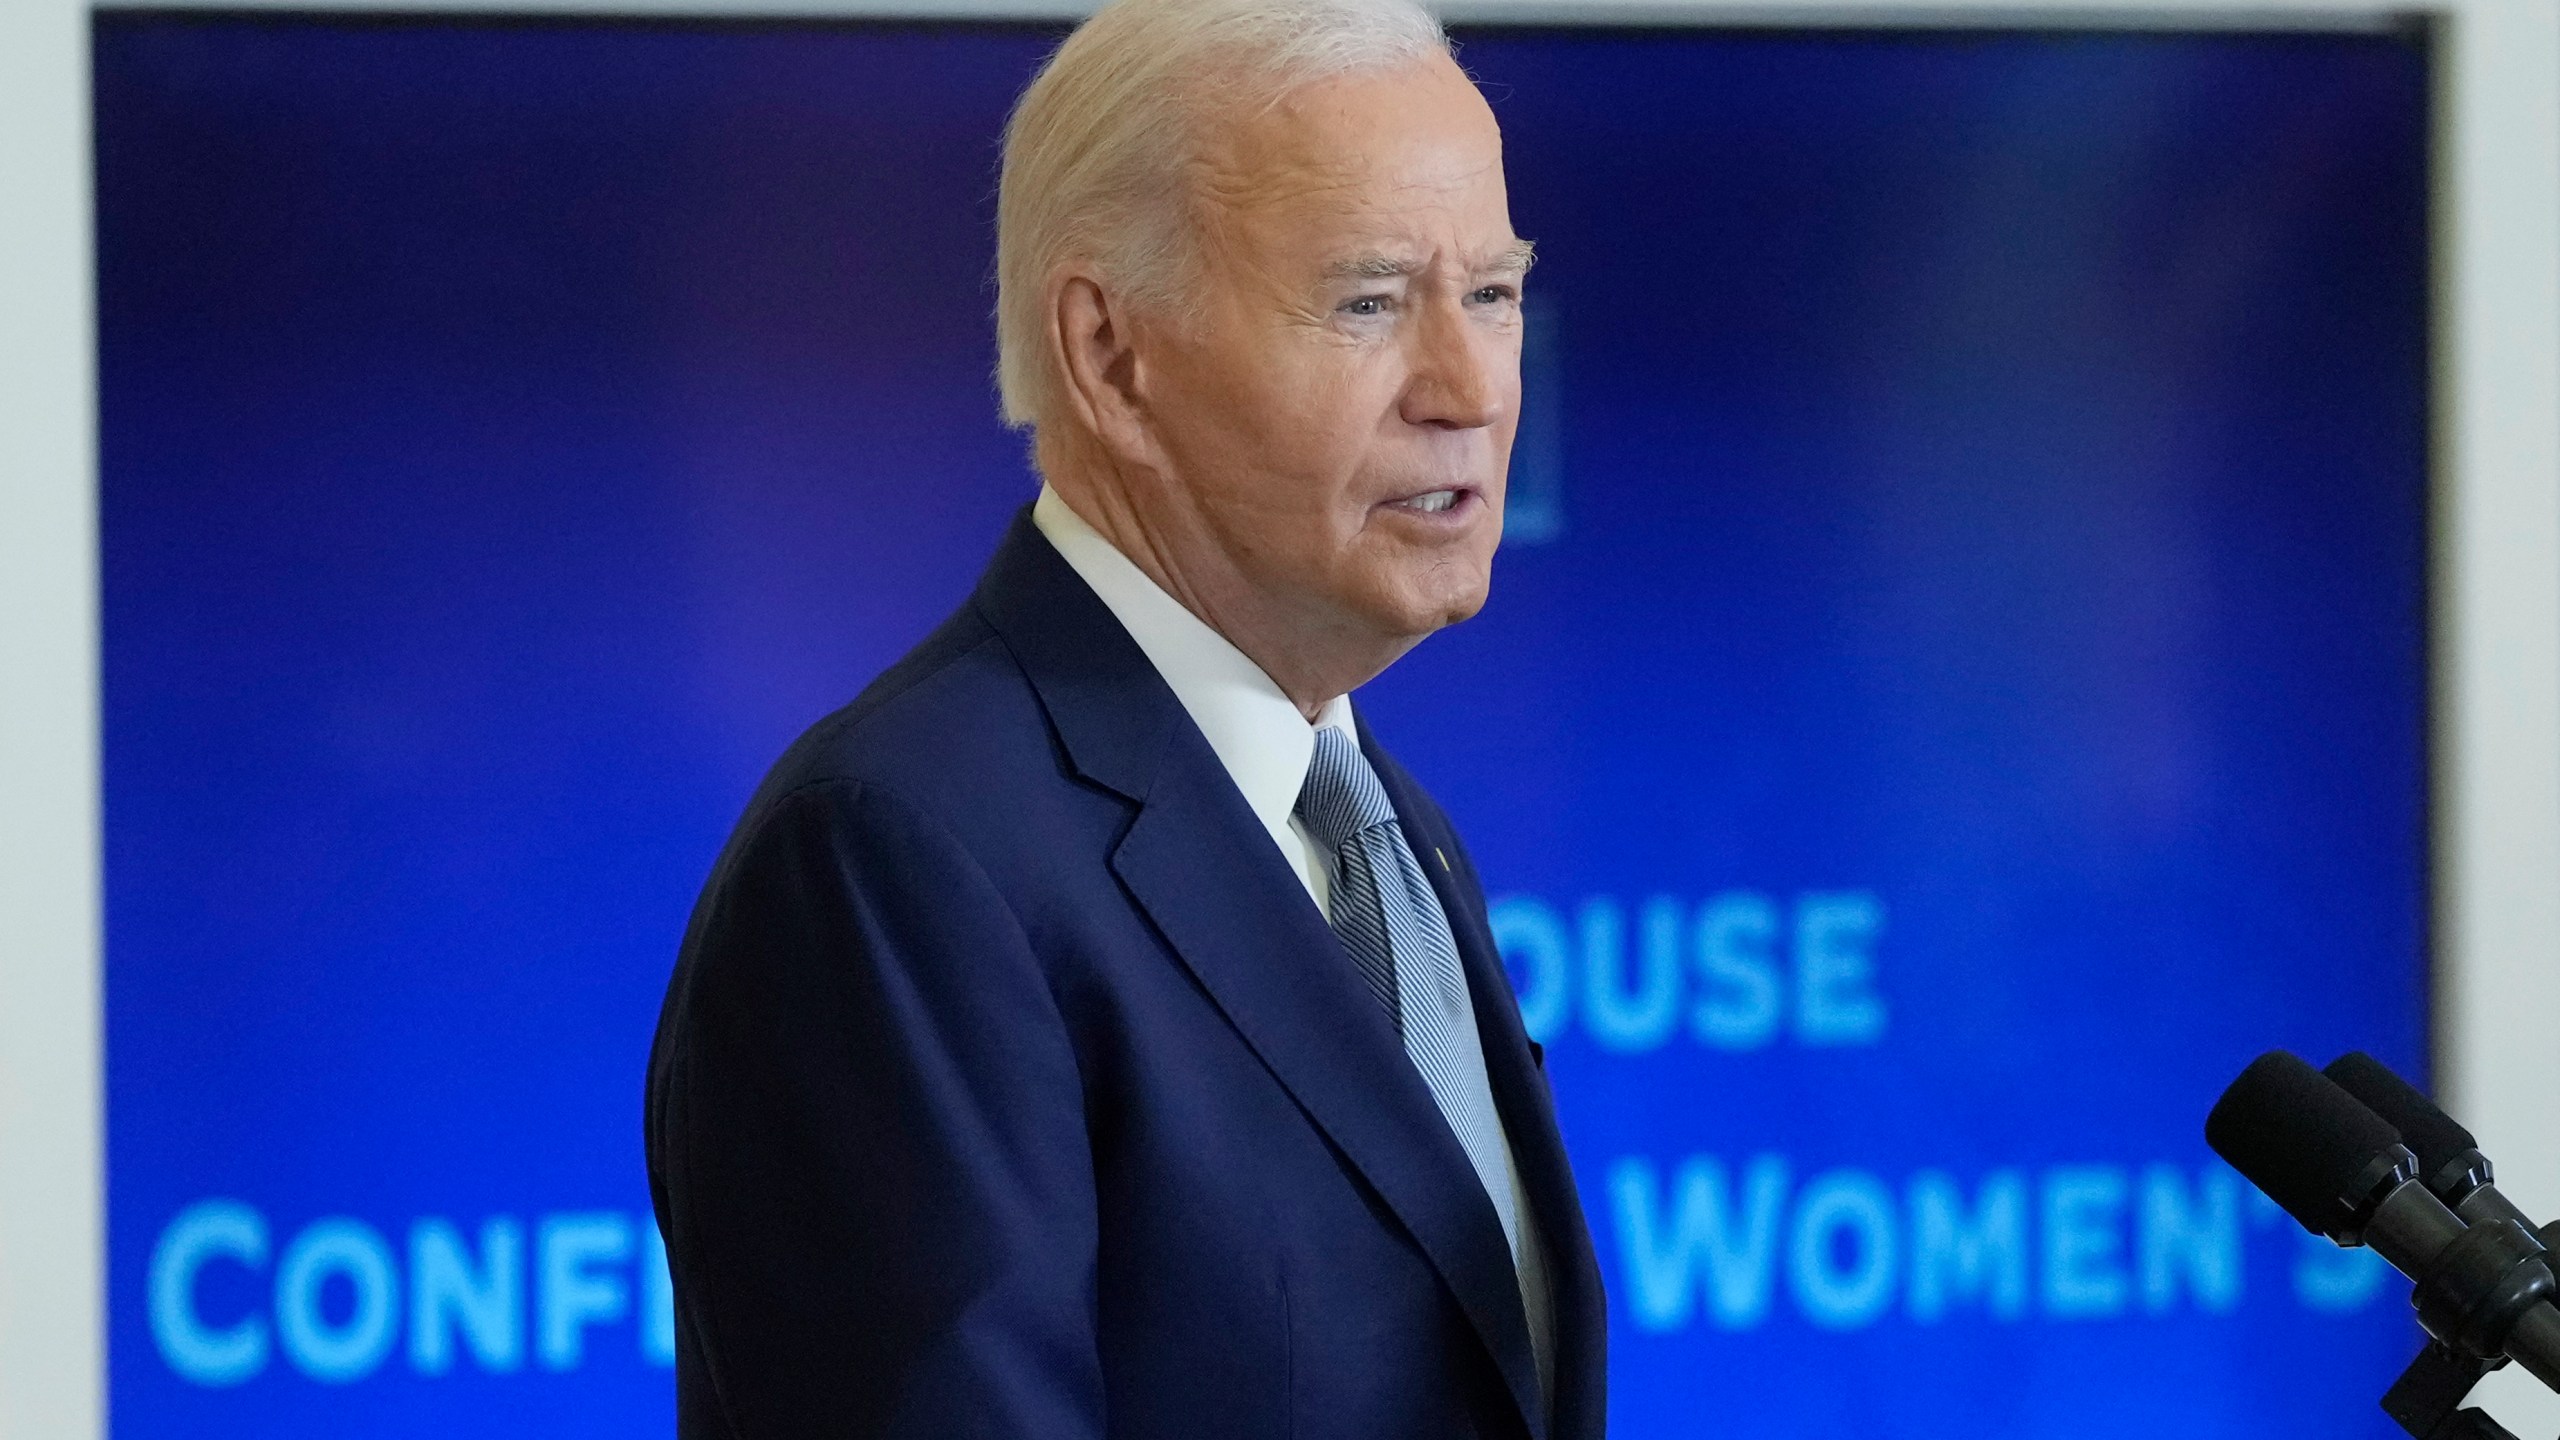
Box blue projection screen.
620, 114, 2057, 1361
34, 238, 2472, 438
97, 15, 2431, 1438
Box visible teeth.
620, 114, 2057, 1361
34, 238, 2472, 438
1410, 489, 1457, 513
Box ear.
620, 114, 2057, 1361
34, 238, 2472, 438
1047, 272, 1167, 472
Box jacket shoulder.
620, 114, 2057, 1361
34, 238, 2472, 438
1362, 730, 1458, 837
742, 599, 1067, 830
1363, 730, 1493, 895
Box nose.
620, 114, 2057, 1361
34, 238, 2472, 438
1399, 288, 1509, 432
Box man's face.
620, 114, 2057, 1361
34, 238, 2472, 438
1131, 53, 1525, 650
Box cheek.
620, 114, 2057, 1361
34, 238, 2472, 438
1251, 365, 1401, 495
1271, 348, 1391, 429
1171, 324, 1412, 526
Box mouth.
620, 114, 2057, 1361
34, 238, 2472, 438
1383, 486, 1476, 518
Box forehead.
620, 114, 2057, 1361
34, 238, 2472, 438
1188, 55, 1512, 248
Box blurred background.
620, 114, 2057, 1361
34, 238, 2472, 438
8, 1, 2560, 1437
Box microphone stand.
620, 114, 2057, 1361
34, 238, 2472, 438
2385, 1343, 2522, 1440
2379, 1220, 2560, 1440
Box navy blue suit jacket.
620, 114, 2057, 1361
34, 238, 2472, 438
646, 510, 1607, 1439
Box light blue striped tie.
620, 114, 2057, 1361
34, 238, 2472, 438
1297, 727, 1553, 1399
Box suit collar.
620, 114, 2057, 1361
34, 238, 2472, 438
1366, 730, 1610, 1440
1106, 748, 1551, 1440
970, 506, 1176, 804
1029, 485, 1354, 881
972, 507, 1556, 1439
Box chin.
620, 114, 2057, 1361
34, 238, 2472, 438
1425, 576, 1491, 628
1369, 566, 1492, 638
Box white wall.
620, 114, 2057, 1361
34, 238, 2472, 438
2435, 4, 2560, 1428
4, 1, 2555, 1435
0, 0, 102, 1435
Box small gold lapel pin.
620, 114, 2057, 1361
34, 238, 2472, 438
1434, 846, 1451, 873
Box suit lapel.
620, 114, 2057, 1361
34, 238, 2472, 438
971, 511, 1547, 1438
1364, 727, 1610, 1440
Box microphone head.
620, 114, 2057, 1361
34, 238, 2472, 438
2324, 1051, 2478, 1175
2207, 1050, 2408, 1237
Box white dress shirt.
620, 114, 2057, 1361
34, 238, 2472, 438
1032, 485, 1357, 912
1032, 484, 1556, 1404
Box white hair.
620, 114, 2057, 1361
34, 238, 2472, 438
994, 0, 1450, 429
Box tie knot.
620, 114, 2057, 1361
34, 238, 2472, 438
1295, 726, 1398, 851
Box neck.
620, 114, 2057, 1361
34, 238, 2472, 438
1035, 426, 1412, 721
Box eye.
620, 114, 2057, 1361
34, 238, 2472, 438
1469, 285, 1519, 306
1339, 294, 1391, 317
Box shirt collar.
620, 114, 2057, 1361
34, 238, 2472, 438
1031, 485, 1353, 842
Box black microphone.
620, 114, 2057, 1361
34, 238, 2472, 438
2207, 1051, 2560, 1392
2326, 1051, 2555, 1241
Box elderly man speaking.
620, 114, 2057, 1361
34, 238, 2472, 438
645, 0, 1606, 1434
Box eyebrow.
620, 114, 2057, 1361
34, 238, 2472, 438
1321, 240, 1538, 282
